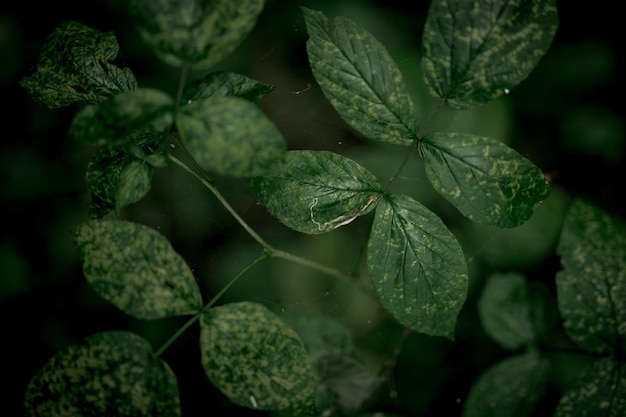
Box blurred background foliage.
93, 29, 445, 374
1, 0, 624, 416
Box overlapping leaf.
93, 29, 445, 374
556, 199, 626, 355
19, 21, 137, 109
200, 302, 317, 415
130, 0, 265, 69
250, 150, 382, 234
419, 132, 550, 228
302, 7, 417, 145
367, 194, 468, 339
421, 0, 558, 109
24, 331, 180, 417
180, 71, 276, 105
73, 219, 202, 319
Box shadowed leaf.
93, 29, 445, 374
181, 71, 276, 105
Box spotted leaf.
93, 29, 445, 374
367, 194, 468, 339
200, 302, 317, 415
73, 219, 202, 320
24, 331, 180, 417
419, 132, 550, 228
421, 0, 558, 109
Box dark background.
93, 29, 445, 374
1, 1, 623, 416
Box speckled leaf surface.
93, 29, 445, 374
479, 272, 557, 351
200, 302, 317, 415
301, 7, 417, 145
19, 21, 137, 109
249, 150, 382, 234
556, 199, 626, 355
115, 161, 153, 211
181, 71, 276, 105
462, 352, 549, 417
130, 0, 264, 69
69, 88, 174, 146
176, 95, 286, 177
74, 219, 202, 319
24, 331, 180, 417
554, 357, 626, 417
421, 0, 558, 109
420, 132, 550, 228
367, 194, 468, 339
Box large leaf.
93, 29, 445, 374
421, 0, 558, 109
301, 7, 417, 145
24, 331, 180, 417
462, 352, 550, 417
130, 0, 265, 69
419, 132, 550, 228
176, 95, 286, 177
367, 193, 468, 339
554, 357, 626, 417
556, 199, 626, 355
69, 88, 174, 146
200, 302, 317, 415
181, 71, 276, 105
73, 219, 203, 319
19, 21, 137, 109
250, 150, 382, 234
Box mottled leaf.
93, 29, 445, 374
420, 132, 550, 228
176, 95, 286, 177
73, 219, 202, 319
24, 331, 180, 417
115, 161, 152, 212
421, 0, 558, 109
479, 272, 557, 351
301, 7, 417, 145
181, 71, 276, 105
556, 199, 626, 354
250, 150, 382, 234
70, 88, 174, 146
130, 0, 264, 69
19, 21, 137, 109
462, 352, 550, 417
367, 194, 468, 339
200, 302, 317, 415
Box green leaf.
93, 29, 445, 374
249, 150, 382, 234
420, 132, 550, 228
462, 352, 550, 417
554, 357, 626, 417
200, 302, 317, 415
367, 194, 468, 339
181, 71, 276, 105
130, 0, 265, 69
301, 7, 417, 145
24, 331, 180, 417
70, 88, 174, 146
479, 272, 557, 351
421, 0, 558, 109
19, 21, 137, 109
73, 219, 202, 319
556, 199, 626, 355
176, 95, 286, 177
115, 161, 153, 212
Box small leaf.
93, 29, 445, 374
74, 219, 202, 319
420, 132, 550, 228
130, 0, 265, 69
176, 95, 286, 177
250, 150, 382, 234
19, 21, 137, 108
556, 199, 626, 355
200, 302, 317, 415
24, 331, 180, 417
70, 88, 174, 146
554, 357, 626, 417
181, 71, 276, 105
115, 161, 153, 212
318, 355, 379, 414
462, 352, 550, 417
301, 7, 417, 145
421, 0, 559, 109
367, 194, 468, 339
